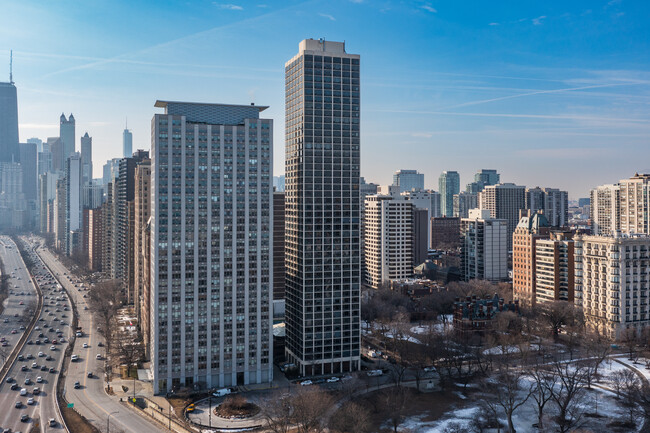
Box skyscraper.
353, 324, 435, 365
151, 100, 273, 393
0, 80, 20, 163
439, 170, 460, 217
461, 209, 508, 282
64, 153, 82, 255
479, 183, 526, 250
80, 132, 93, 186
512, 211, 550, 307
123, 127, 133, 158
284, 39, 361, 376
590, 184, 620, 236
466, 169, 500, 193
525, 187, 568, 228
393, 169, 424, 193
60, 113, 76, 161
619, 173, 650, 235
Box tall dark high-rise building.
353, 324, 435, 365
0, 81, 20, 163
81, 132, 93, 186
284, 39, 361, 376
60, 113, 76, 162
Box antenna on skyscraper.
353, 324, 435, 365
125, 117, 128, 130
9, 49, 13, 84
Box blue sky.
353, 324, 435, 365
2, 0, 649, 198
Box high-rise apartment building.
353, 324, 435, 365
619, 173, 650, 235
59, 113, 75, 162
461, 209, 508, 282
364, 194, 414, 288
575, 233, 650, 338
439, 171, 460, 217
133, 158, 151, 354
401, 189, 441, 248
151, 100, 273, 393
284, 39, 361, 376
272, 191, 285, 301
393, 169, 424, 193
525, 187, 568, 228
123, 127, 133, 158
590, 184, 620, 236
81, 132, 93, 186
535, 231, 574, 304
87, 207, 103, 271
453, 191, 477, 218
512, 211, 550, 307
39, 171, 60, 233
64, 153, 82, 255
479, 183, 526, 250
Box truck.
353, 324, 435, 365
213, 388, 232, 397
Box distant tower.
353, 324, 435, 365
0, 51, 20, 163
80, 132, 93, 186
60, 113, 76, 160
123, 122, 132, 158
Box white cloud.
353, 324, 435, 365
421, 4, 437, 13
319, 13, 336, 21
489, 22, 500, 26
532, 15, 546, 25
213, 3, 243, 10
411, 132, 433, 138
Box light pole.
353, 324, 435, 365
169, 405, 172, 430
107, 411, 119, 433
208, 395, 212, 429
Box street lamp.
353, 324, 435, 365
107, 411, 119, 433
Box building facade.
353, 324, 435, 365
430, 216, 460, 250
439, 171, 460, 217
453, 191, 477, 218
479, 183, 526, 251
460, 209, 508, 282
151, 100, 273, 393
535, 231, 574, 304
525, 187, 568, 228
284, 39, 361, 376
80, 132, 93, 186
393, 169, 424, 193
590, 184, 620, 236
575, 234, 650, 339
272, 191, 285, 301
512, 211, 550, 307
619, 174, 650, 235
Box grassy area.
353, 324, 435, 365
61, 407, 102, 433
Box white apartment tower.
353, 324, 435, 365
575, 234, 650, 339
151, 101, 273, 393
590, 184, 620, 236
461, 209, 508, 282
364, 194, 414, 288
619, 174, 650, 235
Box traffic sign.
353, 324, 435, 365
67, 403, 74, 408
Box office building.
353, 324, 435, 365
460, 209, 508, 282
479, 183, 526, 250
512, 211, 550, 307
87, 207, 103, 271
284, 39, 361, 376
364, 194, 414, 288
103, 158, 121, 185
82, 183, 103, 210
466, 169, 500, 193
0, 161, 25, 229
81, 132, 93, 186
49, 137, 64, 172
535, 231, 574, 305
525, 187, 568, 228
273, 191, 285, 300
590, 184, 620, 236
575, 233, 650, 339
393, 169, 424, 193
123, 127, 133, 158
453, 191, 477, 218
619, 173, 650, 235
59, 113, 75, 162
0, 81, 20, 163
439, 171, 460, 217
151, 100, 273, 393
430, 216, 460, 250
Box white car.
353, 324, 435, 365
27, 397, 35, 405
82, 343, 88, 348
96, 354, 102, 360
20, 388, 27, 396
300, 380, 313, 386
36, 376, 43, 383
326, 377, 339, 383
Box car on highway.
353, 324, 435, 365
15, 400, 22, 408
74, 381, 80, 389
36, 377, 43, 383
21, 414, 29, 422
21, 365, 27, 371
11, 383, 19, 390
83, 343, 88, 348
87, 372, 93, 378
41, 365, 48, 371
6, 376, 14, 383
327, 377, 340, 383
300, 380, 313, 386
49, 418, 57, 427
31, 362, 38, 368
27, 398, 34, 405
33, 387, 40, 394
96, 354, 102, 360
71, 355, 78, 362
20, 388, 27, 396
49, 367, 55, 373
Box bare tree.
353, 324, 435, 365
115, 328, 144, 378
87, 279, 123, 354
382, 386, 410, 433
328, 402, 372, 433
260, 391, 293, 433
550, 360, 588, 433
539, 301, 576, 340
290, 387, 334, 433
528, 365, 557, 431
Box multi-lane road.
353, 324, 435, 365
35, 242, 165, 433
0, 236, 71, 433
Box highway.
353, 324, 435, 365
0, 237, 70, 433
35, 242, 166, 433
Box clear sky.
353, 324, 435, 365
2, 0, 649, 198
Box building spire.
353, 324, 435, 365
9, 49, 13, 84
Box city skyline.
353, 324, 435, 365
2, 0, 650, 198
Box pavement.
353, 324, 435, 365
0, 236, 71, 433
36, 243, 168, 433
